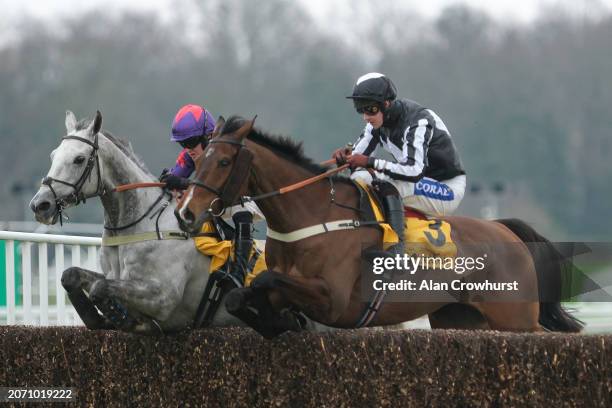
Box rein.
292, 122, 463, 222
114, 182, 165, 192
113, 153, 344, 196
101, 186, 189, 245
242, 164, 350, 203
188, 139, 350, 217
44, 133, 186, 243
103, 189, 169, 231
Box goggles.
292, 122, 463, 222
179, 136, 204, 149
353, 100, 382, 115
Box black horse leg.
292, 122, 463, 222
88, 279, 141, 331
225, 273, 307, 339
225, 287, 264, 330
61, 267, 114, 329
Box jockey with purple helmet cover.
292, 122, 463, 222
161, 104, 264, 290
166, 104, 216, 180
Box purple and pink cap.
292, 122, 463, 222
170, 104, 216, 142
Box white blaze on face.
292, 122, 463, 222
178, 185, 195, 221
205, 146, 215, 158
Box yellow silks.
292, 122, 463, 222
194, 221, 233, 274
194, 221, 268, 286
355, 179, 399, 247
354, 179, 456, 258
404, 218, 457, 258
245, 251, 267, 287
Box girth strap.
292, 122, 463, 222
102, 231, 188, 247
266, 219, 380, 243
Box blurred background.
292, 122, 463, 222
1, 0, 611, 329
1, 0, 611, 240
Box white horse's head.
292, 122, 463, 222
30, 110, 104, 224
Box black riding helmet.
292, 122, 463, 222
346, 72, 397, 110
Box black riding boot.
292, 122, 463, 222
376, 181, 406, 259
226, 211, 254, 288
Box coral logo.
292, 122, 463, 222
415, 179, 454, 201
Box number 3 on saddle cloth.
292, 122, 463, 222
194, 221, 267, 286
357, 180, 457, 260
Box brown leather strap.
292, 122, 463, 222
114, 182, 165, 192
220, 147, 253, 207
278, 164, 349, 195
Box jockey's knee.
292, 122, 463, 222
350, 170, 373, 184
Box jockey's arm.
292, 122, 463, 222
351, 123, 379, 155
333, 124, 379, 165
366, 119, 430, 183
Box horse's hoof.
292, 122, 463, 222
279, 309, 306, 332
61, 267, 82, 290
225, 289, 249, 314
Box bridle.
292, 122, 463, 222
188, 139, 254, 218
42, 132, 175, 233
41, 133, 106, 225
187, 138, 351, 221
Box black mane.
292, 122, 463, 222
221, 116, 327, 175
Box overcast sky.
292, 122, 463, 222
1, 0, 611, 24
0, 0, 609, 50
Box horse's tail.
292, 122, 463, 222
496, 218, 584, 332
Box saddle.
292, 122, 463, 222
353, 180, 457, 260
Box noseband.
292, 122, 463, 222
189, 139, 254, 217
42, 133, 106, 225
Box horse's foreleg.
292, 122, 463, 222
251, 270, 336, 324
61, 267, 114, 330
224, 287, 300, 339
223, 269, 329, 339
88, 278, 180, 332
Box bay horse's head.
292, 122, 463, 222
175, 116, 256, 234
30, 110, 104, 224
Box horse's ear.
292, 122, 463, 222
89, 110, 102, 135
65, 110, 77, 133
234, 115, 257, 142
211, 115, 225, 139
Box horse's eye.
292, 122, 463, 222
219, 158, 231, 167
74, 156, 86, 165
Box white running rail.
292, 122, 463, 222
0, 231, 101, 326
1, 231, 611, 332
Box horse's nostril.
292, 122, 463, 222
184, 208, 195, 224
36, 201, 51, 213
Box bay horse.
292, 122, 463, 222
29, 110, 245, 333
175, 116, 582, 338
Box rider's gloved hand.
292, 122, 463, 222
162, 174, 190, 190
159, 168, 171, 182
332, 147, 352, 165
346, 154, 375, 170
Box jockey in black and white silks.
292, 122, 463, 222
333, 72, 467, 260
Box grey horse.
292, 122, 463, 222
29, 110, 243, 333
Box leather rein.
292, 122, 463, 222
188, 139, 349, 219
42, 133, 180, 238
